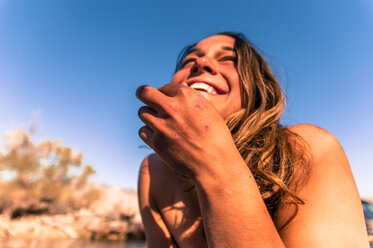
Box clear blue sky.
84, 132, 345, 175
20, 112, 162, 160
0, 0, 372, 196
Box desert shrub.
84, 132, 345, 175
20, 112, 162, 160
0, 128, 100, 211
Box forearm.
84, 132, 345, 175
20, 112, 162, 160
192, 155, 285, 248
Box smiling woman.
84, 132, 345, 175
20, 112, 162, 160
136, 32, 369, 247
171, 35, 241, 120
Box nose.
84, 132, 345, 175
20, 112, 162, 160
190, 57, 217, 75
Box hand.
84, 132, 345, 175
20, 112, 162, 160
136, 83, 238, 179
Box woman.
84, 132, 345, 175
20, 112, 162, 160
136, 32, 368, 247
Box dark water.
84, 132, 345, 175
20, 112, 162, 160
0, 240, 146, 248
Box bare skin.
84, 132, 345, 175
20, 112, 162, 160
137, 35, 369, 247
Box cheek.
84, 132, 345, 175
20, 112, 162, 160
171, 70, 187, 84
229, 72, 241, 89
227, 74, 242, 105
225, 80, 243, 116
210, 96, 242, 120
227, 97, 242, 113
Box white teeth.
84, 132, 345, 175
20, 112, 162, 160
189, 82, 217, 95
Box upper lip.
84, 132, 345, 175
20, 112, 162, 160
186, 78, 227, 94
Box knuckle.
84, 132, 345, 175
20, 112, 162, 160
168, 101, 178, 112
162, 101, 186, 124
158, 83, 172, 94
138, 108, 155, 127
163, 100, 178, 116
138, 108, 153, 123
158, 83, 169, 90
138, 126, 150, 142
178, 85, 190, 96
138, 106, 147, 116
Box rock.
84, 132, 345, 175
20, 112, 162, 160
0, 183, 145, 241
10, 202, 50, 219
89, 219, 128, 241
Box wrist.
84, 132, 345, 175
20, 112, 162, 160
190, 149, 249, 192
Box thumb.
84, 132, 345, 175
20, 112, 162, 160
158, 82, 188, 97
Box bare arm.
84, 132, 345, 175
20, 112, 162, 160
191, 124, 369, 247
137, 84, 369, 247
276, 124, 369, 247
137, 84, 285, 247
192, 149, 286, 247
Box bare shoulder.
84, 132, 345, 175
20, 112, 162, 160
138, 154, 164, 204
277, 124, 369, 247
139, 153, 169, 182
288, 124, 360, 185
138, 154, 205, 247
138, 153, 179, 207
139, 153, 169, 175
138, 154, 179, 248
289, 123, 343, 157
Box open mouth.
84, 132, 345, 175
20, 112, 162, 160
189, 82, 219, 95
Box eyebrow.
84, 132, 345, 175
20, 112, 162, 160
222, 46, 235, 51
188, 46, 235, 56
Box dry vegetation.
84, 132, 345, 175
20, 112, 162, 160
0, 127, 100, 216
0, 127, 145, 241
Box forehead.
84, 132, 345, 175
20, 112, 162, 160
194, 35, 235, 51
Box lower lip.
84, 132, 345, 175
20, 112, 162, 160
196, 91, 226, 97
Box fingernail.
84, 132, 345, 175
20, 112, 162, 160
136, 85, 146, 98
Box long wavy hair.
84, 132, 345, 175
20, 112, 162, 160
175, 32, 311, 219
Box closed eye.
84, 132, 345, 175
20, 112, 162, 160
181, 58, 196, 68
220, 56, 237, 63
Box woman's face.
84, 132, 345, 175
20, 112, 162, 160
171, 35, 242, 119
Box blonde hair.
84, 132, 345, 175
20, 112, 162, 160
175, 32, 310, 218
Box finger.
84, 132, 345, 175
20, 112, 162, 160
158, 83, 178, 97
138, 125, 153, 147
136, 85, 169, 114
138, 106, 161, 129
159, 83, 191, 97
158, 83, 188, 96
